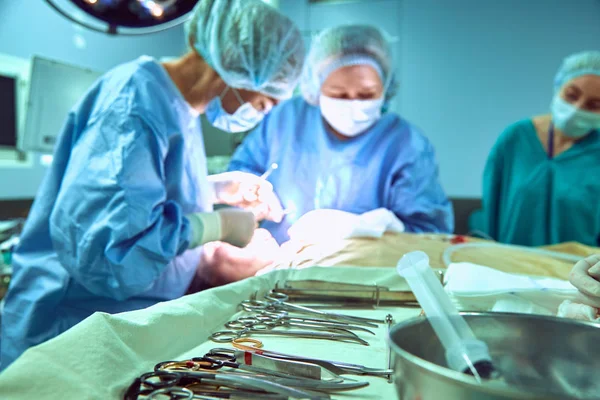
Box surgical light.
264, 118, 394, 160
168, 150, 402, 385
44, 0, 198, 35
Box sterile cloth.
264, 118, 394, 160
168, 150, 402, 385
0, 267, 418, 399
288, 208, 405, 242
444, 262, 580, 316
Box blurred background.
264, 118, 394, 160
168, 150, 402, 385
0, 0, 599, 234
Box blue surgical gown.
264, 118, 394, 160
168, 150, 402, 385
0, 57, 213, 371
480, 119, 600, 246
228, 97, 453, 243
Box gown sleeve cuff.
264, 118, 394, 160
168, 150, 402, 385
187, 212, 222, 248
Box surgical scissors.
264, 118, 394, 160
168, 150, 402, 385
210, 326, 369, 345
242, 292, 383, 327
147, 387, 194, 399
260, 310, 375, 334
148, 386, 290, 400
136, 370, 327, 399
224, 314, 375, 336
154, 350, 368, 392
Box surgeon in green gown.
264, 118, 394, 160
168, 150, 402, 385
479, 51, 600, 247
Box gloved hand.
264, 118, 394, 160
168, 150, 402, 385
217, 208, 257, 248
208, 171, 284, 223
188, 231, 273, 293
569, 254, 600, 308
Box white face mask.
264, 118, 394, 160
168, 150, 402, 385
319, 94, 384, 137
551, 95, 600, 138
205, 88, 265, 133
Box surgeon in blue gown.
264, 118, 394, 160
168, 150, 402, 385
229, 25, 454, 243
0, 0, 304, 371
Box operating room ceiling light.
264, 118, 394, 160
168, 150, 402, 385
44, 0, 199, 35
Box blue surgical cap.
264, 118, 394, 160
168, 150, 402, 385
300, 25, 398, 105
185, 0, 305, 100
554, 51, 600, 92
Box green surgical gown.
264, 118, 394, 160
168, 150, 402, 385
481, 119, 600, 247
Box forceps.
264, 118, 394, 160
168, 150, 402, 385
231, 339, 392, 378
242, 292, 383, 327
202, 349, 367, 391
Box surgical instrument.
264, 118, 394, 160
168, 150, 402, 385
152, 350, 368, 392
151, 386, 289, 400
232, 350, 352, 383
272, 276, 444, 306
203, 350, 367, 391
231, 339, 393, 378
232, 350, 324, 381
210, 326, 369, 346
226, 313, 375, 335
385, 314, 393, 383
147, 387, 194, 400
140, 370, 328, 399
158, 346, 332, 383
243, 292, 383, 326
260, 162, 278, 180
274, 286, 417, 307
272, 286, 417, 307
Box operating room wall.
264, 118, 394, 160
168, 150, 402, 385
0, 0, 188, 200
279, 0, 600, 198
2, 1, 600, 201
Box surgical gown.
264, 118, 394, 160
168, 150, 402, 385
228, 97, 453, 243
0, 57, 213, 371
480, 119, 600, 246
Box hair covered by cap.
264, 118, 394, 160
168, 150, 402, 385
185, 0, 305, 100
300, 24, 398, 105
554, 51, 600, 92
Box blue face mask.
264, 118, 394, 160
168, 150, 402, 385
205, 87, 265, 133
551, 95, 600, 138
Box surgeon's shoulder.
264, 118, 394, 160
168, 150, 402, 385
269, 96, 314, 120
262, 96, 317, 133
93, 56, 172, 119
493, 118, 535, 152
381, 113, 435, 156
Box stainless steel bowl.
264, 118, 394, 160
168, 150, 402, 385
389, 312, 600, 400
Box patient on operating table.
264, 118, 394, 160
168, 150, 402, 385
202, 207, 407, 280
188, 228, 282, 290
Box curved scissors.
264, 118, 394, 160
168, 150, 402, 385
210, 326, 369, 346
242, 292, 382, 327
138, 370, 325, 399
248, 311, 375, 335
224, 315, 371, 338
147, 386, 193, 399
139, 370, 202, 393
154, 359, 215, 372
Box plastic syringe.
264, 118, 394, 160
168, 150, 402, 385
396, 251, 496, 381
